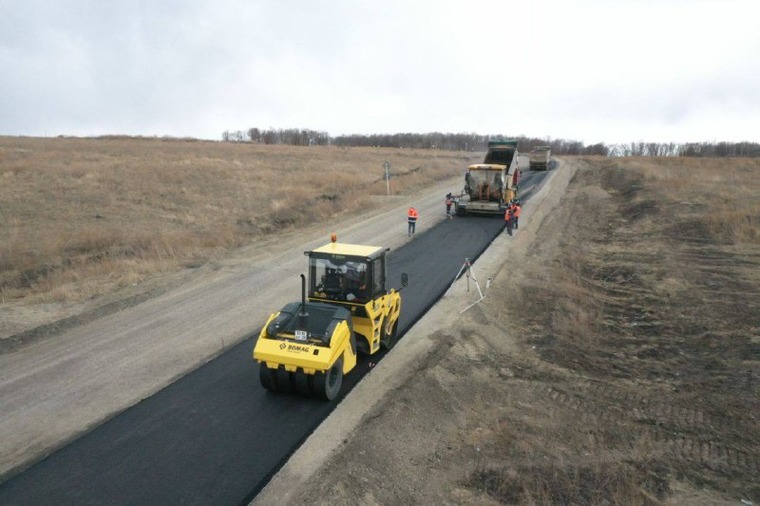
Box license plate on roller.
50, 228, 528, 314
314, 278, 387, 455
295, 330, 308, 341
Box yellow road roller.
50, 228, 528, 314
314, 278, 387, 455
253, 234, 407, 400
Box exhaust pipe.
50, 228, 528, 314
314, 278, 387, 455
298, 274, 309, 327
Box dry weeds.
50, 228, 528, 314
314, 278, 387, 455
0, 136, 478, 305
464, 157, 759, 504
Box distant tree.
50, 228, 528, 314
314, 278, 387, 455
226, 127, 760, 157
584, 143, 609, 156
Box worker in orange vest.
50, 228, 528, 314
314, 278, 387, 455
407, 207, 419, 237
513, 200, 522, 229
504, 208, 514, 236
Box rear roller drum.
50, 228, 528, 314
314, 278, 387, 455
380, 318, 398, 351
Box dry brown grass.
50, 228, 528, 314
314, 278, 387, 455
613, 156, 760, 244
466, 156, 759, 504
0, 136, 479, 303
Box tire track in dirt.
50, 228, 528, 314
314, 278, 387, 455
530, 380, 760, 474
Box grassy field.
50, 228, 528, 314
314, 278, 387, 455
468, 156, 760, 504
0, 136, 478, 304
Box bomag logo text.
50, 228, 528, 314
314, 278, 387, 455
287, 344, 310, 353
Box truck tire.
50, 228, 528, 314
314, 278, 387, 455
294, 370, 312, 396
259, 364, 277, 391
380, 317, 398, 350
276, 368, 293, 394
313, 357, 343, 401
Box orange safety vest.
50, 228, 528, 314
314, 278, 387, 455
514, 205, 522, 217
408, 208, 418, 221
504, 210, 513, 222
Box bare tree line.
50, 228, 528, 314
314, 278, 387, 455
332, 132, 490, 151
223, 128, 330, 146
222, 128, 760, 157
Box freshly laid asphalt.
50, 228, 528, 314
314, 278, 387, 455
0, 170, 548, 506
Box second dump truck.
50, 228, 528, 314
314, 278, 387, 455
454, 139, 519, 216
529, 146, 551, 170
253, 235, 407, 401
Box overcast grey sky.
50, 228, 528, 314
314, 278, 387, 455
2, 0, 759, 144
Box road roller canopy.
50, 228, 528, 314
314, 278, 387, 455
308, 241, 385, 260
306, 240, 389, 304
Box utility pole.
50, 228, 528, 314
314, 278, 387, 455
383, 161, 391, 196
